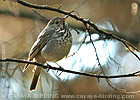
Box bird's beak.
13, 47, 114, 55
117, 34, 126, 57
61, 15, 69, 27
62, 15, 69, 21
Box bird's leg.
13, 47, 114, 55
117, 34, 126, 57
55, 63, 64, 76
45, 63, 50, 72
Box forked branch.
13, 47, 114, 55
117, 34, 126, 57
14, 0, 140, 60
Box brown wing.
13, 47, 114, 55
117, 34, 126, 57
29, 28, 55, 60
23, 28, 55, 72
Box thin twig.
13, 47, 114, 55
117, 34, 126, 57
1, 59, 140, 79
15, 0, 140, 61
84, 24, 126, 92
66, 29, 87, 58
32, 9, 48, 21
4, 0, 140, 94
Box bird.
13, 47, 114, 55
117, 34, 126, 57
22, 15, 72, 91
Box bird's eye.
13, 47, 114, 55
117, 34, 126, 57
55, 21, 59, 24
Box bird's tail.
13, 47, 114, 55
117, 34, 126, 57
30, 66, 42, 91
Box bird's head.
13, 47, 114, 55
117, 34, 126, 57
47, 15, 69, 29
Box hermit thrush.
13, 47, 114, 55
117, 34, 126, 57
23, 15, 72, 91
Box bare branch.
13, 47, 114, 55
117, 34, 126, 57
0, 58, 140, 79
3, 0, 140, 94
32, 9, 48, 21
15, 0, 140, 61
84, 24, 129, 92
